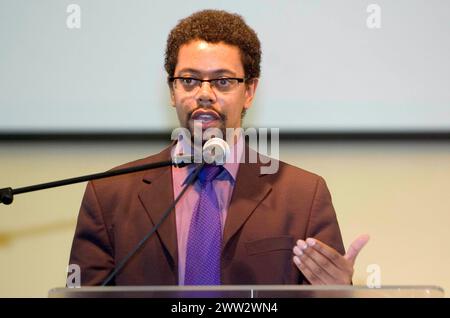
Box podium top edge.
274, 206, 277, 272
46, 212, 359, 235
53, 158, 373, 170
49, 285, 445, 293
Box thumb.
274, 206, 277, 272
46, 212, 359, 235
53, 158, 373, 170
344, 234, 370, 263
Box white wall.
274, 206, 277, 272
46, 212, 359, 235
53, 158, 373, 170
1, 0, 449, 132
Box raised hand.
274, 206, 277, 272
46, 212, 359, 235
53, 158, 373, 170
293, 234, 370, 285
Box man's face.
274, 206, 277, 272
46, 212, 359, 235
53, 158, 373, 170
170, 40, 258, 138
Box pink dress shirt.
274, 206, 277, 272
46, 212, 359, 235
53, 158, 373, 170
171, 135, 243, 285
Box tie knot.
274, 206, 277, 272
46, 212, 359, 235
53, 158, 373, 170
198, 165, 223, 184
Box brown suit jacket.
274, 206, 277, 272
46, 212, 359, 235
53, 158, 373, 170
69, 144, 345, 285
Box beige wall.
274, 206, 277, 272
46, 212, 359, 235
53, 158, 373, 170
0, 141, 449, 297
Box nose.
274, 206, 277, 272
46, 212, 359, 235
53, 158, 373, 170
196, 81, 216, 106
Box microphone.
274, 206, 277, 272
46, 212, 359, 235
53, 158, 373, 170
0, 137, 230, 205
201, 137, 230, 165
172, 137, 230, 166
101, 138, 228, 285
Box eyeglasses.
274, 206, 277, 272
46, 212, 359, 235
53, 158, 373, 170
169, 77, 246, 93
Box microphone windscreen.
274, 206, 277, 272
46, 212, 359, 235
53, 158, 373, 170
202, 137, 230, 165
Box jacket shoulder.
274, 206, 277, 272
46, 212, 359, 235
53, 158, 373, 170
254, 157, 333, 213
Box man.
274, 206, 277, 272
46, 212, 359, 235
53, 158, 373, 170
69, 9, 368, 286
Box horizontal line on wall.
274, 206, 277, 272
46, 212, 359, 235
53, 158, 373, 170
1, 131, 450, 142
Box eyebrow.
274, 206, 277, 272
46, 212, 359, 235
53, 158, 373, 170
176, 68, 239, 77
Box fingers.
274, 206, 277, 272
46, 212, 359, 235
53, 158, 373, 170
344, 234, 370, 263
292, 235, 369, 284
293, 244, 341, 284
303, 238, 349, 270
293, 239, 352, 285
293, 255, 325, 285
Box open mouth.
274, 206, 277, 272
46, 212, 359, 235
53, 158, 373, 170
190, 110, 221, 128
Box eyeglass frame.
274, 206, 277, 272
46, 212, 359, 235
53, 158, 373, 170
168, 76, 249, 93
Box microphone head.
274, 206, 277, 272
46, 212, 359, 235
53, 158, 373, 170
202, 137, 230, 165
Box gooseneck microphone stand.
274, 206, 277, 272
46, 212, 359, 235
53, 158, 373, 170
0, 156, 206, 286
1, 137, 227, 285
0, 159, 189, 205
0, 155, 208, 286
101, 162, 205, 286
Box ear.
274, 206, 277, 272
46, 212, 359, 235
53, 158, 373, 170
243, 78, 259, 111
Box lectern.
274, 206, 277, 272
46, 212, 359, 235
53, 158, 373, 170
48, 285, 444, 298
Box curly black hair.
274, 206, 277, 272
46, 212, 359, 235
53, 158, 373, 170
165, 10, 261, 80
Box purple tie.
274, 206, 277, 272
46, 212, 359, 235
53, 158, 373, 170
185, 164, 223, 285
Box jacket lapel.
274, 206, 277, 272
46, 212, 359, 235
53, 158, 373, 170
223, 147, 272, 250
138, 146, 178, 267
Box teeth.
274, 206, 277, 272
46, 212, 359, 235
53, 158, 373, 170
194, 114, 216, 121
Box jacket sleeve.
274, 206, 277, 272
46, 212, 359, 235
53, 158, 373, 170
305, 176, 345, 256
68, 181, 115, 286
